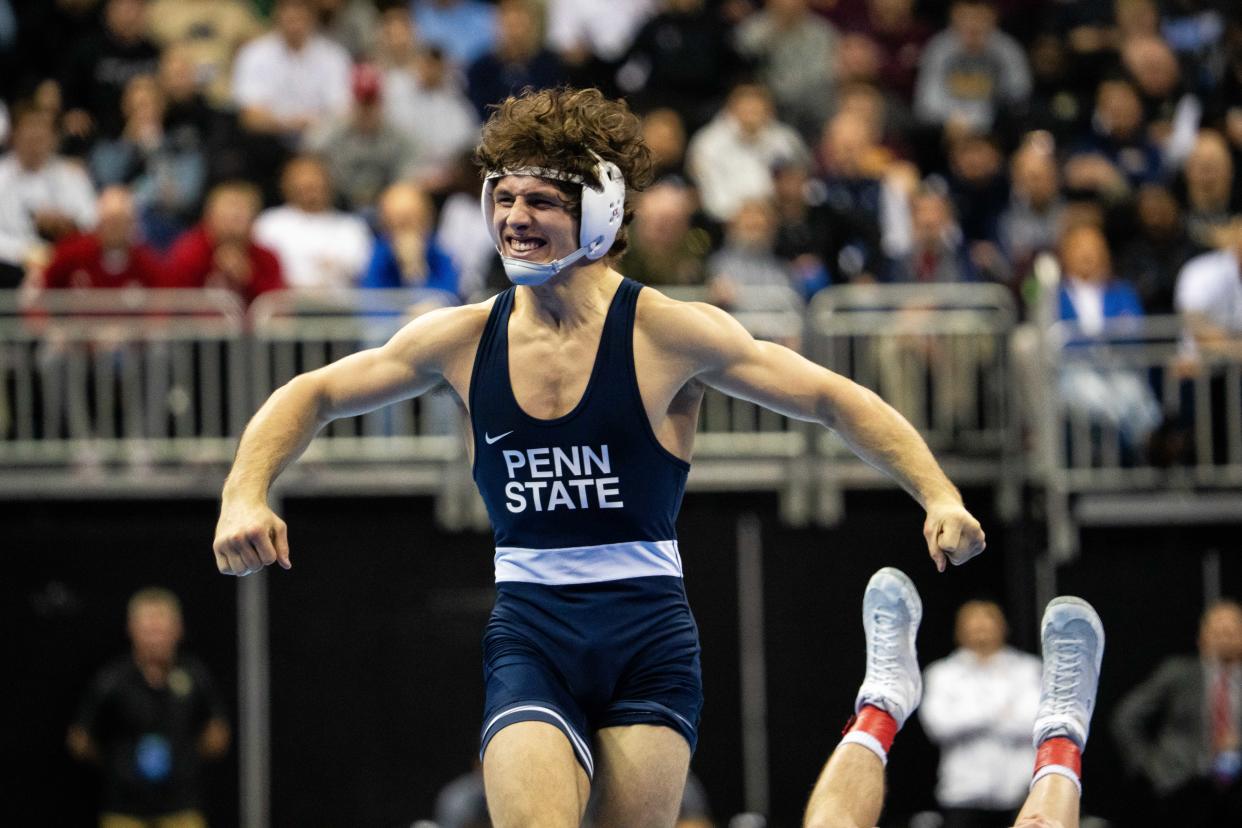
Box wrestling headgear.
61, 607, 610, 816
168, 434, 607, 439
481, 151, 626, 286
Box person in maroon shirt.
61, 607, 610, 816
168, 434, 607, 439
164, 181, 284, 306
815, 0, 932, 103
42, 185, 163, 289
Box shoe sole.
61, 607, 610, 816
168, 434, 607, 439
1041, 595, 1105, 674
866, 566, 923, 626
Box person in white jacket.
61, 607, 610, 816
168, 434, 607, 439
920, 600, 1042, 828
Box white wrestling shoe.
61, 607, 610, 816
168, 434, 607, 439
854, 567, 923, 728
1033, 596, 1105, 749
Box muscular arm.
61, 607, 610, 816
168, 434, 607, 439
214, 304, 482, 575
661, 299, 984, 569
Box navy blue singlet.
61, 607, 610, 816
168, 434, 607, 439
468, 278, 702, 778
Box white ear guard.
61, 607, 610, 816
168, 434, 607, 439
481, 151, 627, 286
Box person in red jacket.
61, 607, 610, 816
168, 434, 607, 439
42, 185, 163, 289
164, 181, 284, 305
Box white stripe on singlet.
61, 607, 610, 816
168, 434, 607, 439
493, 539, 683, 585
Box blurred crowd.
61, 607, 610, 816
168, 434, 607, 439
0, 0, 1239, 342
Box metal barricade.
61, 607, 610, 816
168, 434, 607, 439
246, 288, 474, 522
807, 283, 1020, 524
1038, 315, 1242, 559
0, 288, 246, 479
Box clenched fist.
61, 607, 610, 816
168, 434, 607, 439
923, 500, 986, 572
213, 501, 291, 576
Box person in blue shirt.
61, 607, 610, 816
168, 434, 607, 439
412, 0, 496, 68
361, 181, 460, 297
212, 87, 985, 827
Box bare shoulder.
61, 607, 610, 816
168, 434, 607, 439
635, 285, 756, 369
386, 295, 497, 363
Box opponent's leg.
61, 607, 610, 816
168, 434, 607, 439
804, 568, 923, 828
483, 721, 590, 828
591, 723, 691, 828
1012, 596, 1105, 828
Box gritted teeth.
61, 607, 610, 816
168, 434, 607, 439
507, 238, 547, 252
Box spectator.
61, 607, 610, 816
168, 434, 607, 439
433, 155, 496, 298
164, 181, 285, 306
1116, 183, 1196, 314
1115, 0, 1162, 42
1175, 215, 1242, 357
68, 588, 230, 828
1113, 599, 1242, 827
1055, 223, 1162, 454
59, 0, 161, 144
383, 42, 480, 193
1054, 0, 1128, 94
920, 601, 1041, 828
466, 0, 565, 121
372, 4, 419, 70
146, 0, 264, 106
1215, 34, 1242, 173
642, 108, 690, 183
39, 186, 162, 290
999, 135, 1065, 277
231, 0, 352, 142
304, 64, 421, 211
1121, 35, 1198, 165
913, 0, 1031, 137
706, 198, 804, 316
157, 43, 249, 188
838, 79, 915, 160
89, 74, 207, 249
316, 0, 379, 59
773, 159, 879, 287
617, 0, 741, 133
253, 155, 371, 289
0, 106, 98, 287
944, 132, 1009, 246
817, 109, 909, 274
1065, 77, 1162, 197
360, 181, 459, 295
686, 83, 809, 223
622, 181, 711, 288
831, 0, 931, 104
1160, 0, 1230, 90
413, 0, 497, 68
1181, 129, 1237, 249
735, 0, 840, 142
544, 0, 655, 93
1022, 33, 1090, 148
887, 185, 976, 283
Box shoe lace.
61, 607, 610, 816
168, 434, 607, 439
870, 608, 901, 680
1048, 637, 1084, 714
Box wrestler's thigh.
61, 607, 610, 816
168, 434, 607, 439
591, 724, 691, 828
483, 721, 590, 828
1013, 818, 1066, 828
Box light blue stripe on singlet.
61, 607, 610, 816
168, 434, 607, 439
493, 539, 684, 585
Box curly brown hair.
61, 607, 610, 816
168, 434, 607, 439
474, 87, 654, 260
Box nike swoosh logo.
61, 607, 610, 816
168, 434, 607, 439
484, 430, 514, 445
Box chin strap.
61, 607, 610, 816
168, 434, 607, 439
500, 243, 596, 286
